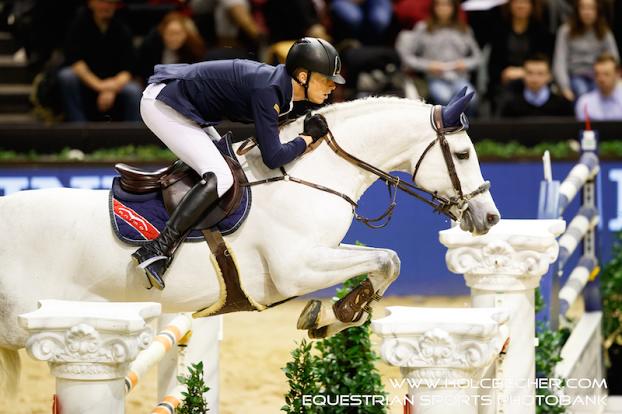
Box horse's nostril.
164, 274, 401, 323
487, 213, 500, 225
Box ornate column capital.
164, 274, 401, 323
19, 300, 161, 380
372, 306, 509, 383
439, 219, 565, 291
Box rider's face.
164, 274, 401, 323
305, 72, 337, 104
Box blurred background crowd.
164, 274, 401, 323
1, 0, 621, 123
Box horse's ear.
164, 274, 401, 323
441, 91, 474, 128
446, 86, 468, 106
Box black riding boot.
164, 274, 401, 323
132, 172, 219, 290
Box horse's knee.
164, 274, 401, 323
380, 250, 400, 281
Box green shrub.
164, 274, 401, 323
176, 361, 210, 414
282, 274, 386, 413
535, 289, 568, 414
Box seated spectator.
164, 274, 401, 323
330, 0, 393, 44
396, 0, 481, 110
575, 53, 622, 120
263, 0, 333, 68
8, 0, 81, 71
488, 0, 553, 109
499, 53, 574, 117
190, 0, 264, 60
58, 0, 141, 122
213, 0, 265, 52
136, 11, 206, 83
553, 0, 619, 101
393, 0, 467, 31
264, 0, 330, 44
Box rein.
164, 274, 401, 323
238, 106, 490, 228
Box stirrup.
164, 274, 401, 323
137, 255, 168, 269
145, 267, 166, 290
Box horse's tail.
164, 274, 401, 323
0, 348, 20, 399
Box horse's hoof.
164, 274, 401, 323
308, 326, 328, 339
297, 299, 322, 330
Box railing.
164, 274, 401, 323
537, 129, 605, 412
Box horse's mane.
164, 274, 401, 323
316, 96, 428, 116
280, 96, 428, 133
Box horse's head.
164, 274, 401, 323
410, 88, 499, 235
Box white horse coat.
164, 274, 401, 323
0, 97, 499, 395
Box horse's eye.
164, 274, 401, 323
455, 151, 470, 160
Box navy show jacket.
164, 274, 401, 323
149, 60, 306, 169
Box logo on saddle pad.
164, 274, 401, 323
113, 199, 160, 240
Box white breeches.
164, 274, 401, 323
140, 83, 234, 197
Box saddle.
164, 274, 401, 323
115, 156, 247, 231
113, 137, 258, 316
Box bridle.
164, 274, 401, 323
239, 105, 490, 228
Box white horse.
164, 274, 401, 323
0, 94, 499, 399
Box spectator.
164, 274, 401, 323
553, 0, 619, 101
499, 53, 574, 117
396, 0, 481, 110
213, 0, 265, 49
488, 0, 553, 108
189, 0, 266, 61
136, 11, 206, 83
330, 0, 393, 44
575, 53, 622, 120
58, 0, 141, 122
8, 0, 80, 70
263, 0, 330, 44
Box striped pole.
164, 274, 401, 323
558, 152, 599, 215
559, 256, 598, 316
151, 386, 185, 414
557, 206, 599, 269
125, 313, 192, 394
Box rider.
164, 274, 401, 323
134, 37, 345, 290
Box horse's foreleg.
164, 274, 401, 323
270, 245, 400, 338
336, 243, 402, 295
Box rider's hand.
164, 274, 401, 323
303, 112, 329, 142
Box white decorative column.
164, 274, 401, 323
18, 300, 161, 414
372, 306, 509, 414
439, 219, 565, 414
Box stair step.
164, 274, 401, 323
0, 84, 32, 112
0, 112, 37, 124
0, 32, 18, 55
0, 55, 34, 83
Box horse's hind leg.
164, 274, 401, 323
270, 244, 400, 338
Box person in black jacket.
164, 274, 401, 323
133, 38, 345, 290
499, 53, 574, 117
58, 0, 142, 122
488, 0, 554, 110
136, 11, 206, 84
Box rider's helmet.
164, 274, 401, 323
285, 37, 346, 85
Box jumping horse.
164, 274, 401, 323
0, 89, 499, 399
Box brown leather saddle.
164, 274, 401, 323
114, 153, 258, 316
114, 156, 247, 230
